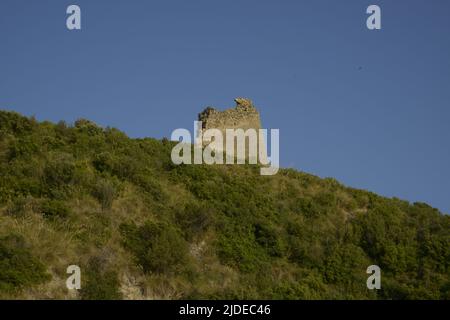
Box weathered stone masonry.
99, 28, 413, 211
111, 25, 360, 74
197, 98, 266, 162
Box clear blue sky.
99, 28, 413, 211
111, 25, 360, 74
1, 0, 449, 213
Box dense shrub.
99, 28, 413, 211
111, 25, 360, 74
91, 178, 120, 210
40, 199, 71, 219
42, 152, 76, 198
80, 257, 122, 300
120, 221, 190, 275
0, 235, 50, 293
253, 221, 285, 257
5, 196, 36, 217
175, 202, 214, 241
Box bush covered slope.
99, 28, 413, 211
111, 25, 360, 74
0, 110, 449, 299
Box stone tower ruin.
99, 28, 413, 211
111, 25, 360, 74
197, 98, 266, 163
198, 98, 262, 133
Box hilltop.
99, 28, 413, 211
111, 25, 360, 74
0, 110, 448, 299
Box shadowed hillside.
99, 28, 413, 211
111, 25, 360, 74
0, 110, 448, 299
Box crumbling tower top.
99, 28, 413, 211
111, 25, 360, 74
198, 98, 261, 131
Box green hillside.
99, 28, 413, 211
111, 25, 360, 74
0, 110, 448, 299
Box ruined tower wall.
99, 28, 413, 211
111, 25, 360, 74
198, 98, 262, 133
198, 98, 266, 163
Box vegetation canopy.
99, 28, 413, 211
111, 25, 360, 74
0, 110, 448, 299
